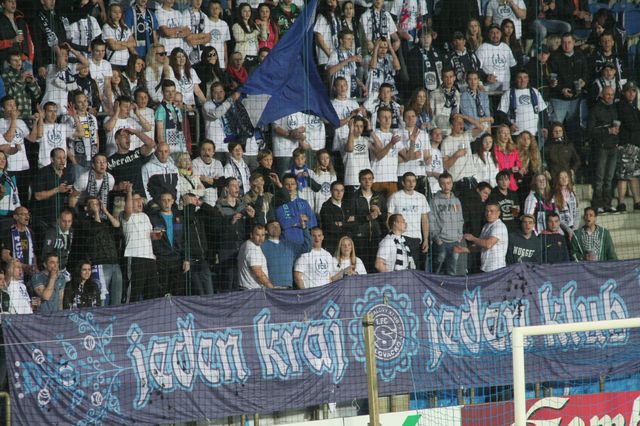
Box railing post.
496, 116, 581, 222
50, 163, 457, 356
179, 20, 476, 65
363, 313, 381, 426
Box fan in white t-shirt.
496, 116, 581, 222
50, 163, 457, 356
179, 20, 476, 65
238, 224, 274, 290
38, 102, 82, 169
294, 228, 340, 289
2, 260, 33, 314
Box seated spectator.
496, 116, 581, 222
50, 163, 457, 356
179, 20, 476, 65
397, 109, 430, 194
407, 29, 444, 93
555, 0, 591, 32
472, 133, 499, 188
524, 173, 557, 235
540, 212, 570, 264
41, 209, 74, 277
365, 83, 403, 131
66, 91, 100, 178
447, 32, 483, 91
531, 0, 572, 45
430, 68, 461, 133
30, 253, 66, 314
320, 181, 354, 254
375, 213, 416, 272
441, 114, 484, 197
334, 236, 367, 276
493, 124, 522, 192
63, 260, 100, 309
104, 96, 153, 156
294, 227, 339, 288
571, 207, 617, 261
370, 107, 401, 197
41, 46, 89, 116
262, 220, 310, 288
276, 174, 318, 247
121, 184, 158, 302
544, 122, 581, 179
507, 213, 541, 264
475, 25, 517, 92
2, 206, 37, 275
587, 86, 619, 213
489, 170, 521, 233
455, 202, 508, 272
2, 53, 41, 120
238, 224, 274, 290
460, 70, 493, 133
429, 173, 465, 275
616, 82, 640, 212
552, 170, 579, 235
497, 69, 548, 137
141, 142, 179, 204
31, 148, 74, 235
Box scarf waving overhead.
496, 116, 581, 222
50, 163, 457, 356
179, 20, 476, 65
10, 225, 35, 266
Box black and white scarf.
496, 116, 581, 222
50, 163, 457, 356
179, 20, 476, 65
419, 47, 442, 91
72, 115, 98, 166
133, 6, 155, 49
86, 169, 110, 214
469, 89, 485, 117
443, 86, 458, 110
393, 235, 415, 270
337, 48, 357, 97
39, 9, 60, 48
370, 9, 389, 41
229, 158, 251, 196
188, 9, 206, 63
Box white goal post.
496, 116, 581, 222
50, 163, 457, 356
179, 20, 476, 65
512, 317, 640, 426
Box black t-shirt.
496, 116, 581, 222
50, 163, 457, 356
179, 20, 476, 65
489, 188, 520, 233
31, 165, 74, 223
108, 148, 153, 195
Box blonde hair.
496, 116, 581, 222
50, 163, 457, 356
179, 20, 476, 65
553, 170, 575, 210
145, 43, 170, 82
335, 236, 357, 268
495, 124, 517, 154
176, 152, 192, 169
516, 131, 542, 173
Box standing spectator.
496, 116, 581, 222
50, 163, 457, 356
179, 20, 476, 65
273, 0, 299, 37
192, 139, 224, 205
270, 112, 306, 175
506, 213, 540, 264
387, 172, 430, 269
108, 128, 156, 197
33, 0, 69, 70
334, 236, 367, 275
104, 96, 153, 156
544, 122, 581, 179
366, 37, 401, 99
31, 148, 74, 235
36, 102, 81, 170
0, 0, 34, 66
2, 53, 41, 120
375, 213, 415, 272
365, 83, 403, 130
441, 114, 484, 196
156, 80, 187, 156
203, 85, 241, 159
615, 82, 640, 212
73, 197, 122, 305
67, 91, 99, 177
238, 224, 274, 290
592, 31, 625, 80
370, 107, 401, 197
475, 24, 517, 92
460, 70, 493, 133
493, 124, 522, 192
320, 181, 354, 253
276, 174, 318, 247
233, 2, 263, 64
41, 46, 88, 116
472, 133, 499, 188
145, 44, 170, 103
587, 86, 619, 213
0, 151, 18, 221
489, 170, 521, 233
4, 260, 31, 314
515, 131, 542, 202
552, 170, 579, 235
141, 142, 179, 204
524, 173, 557, 234
549, 33, 588, 143
429, 173, 465, 275
426, 127, 444, 196
397, 109, 430, 194
183, 0, 213, 64
500, 19, 524, 68
121, 184, 158, 302
168, 47, 207, 109
447, 32, 484, 91
525, 44, 553, 100
462, 181, 492, 273
430, 68, 461, 132
540, 212, 570, 264
205, 2, 231, 68
223, 142, 251, 196
125, 0, 159, 59
455, 202, 508, 272
181, 193, 212, 295
262, 220, 310, 288
571, 207, 617, 261
343, 117, 371, 190
88, 39, 113, 108
1, 207, 37, 275
405, 88, 433, 130
41, 209, 74, 276
103, 4, 136, 72
330, 77, 363, 169
176, 153, 205, 207
327, 32, 364, 100
294, 227, 339, 288
484, 0, 527, 40
63, 261, 100, 309
497, 69, 548, 137
73, 154, 115, 208
243, 172, 275, 226
157, 0, 190, 55
360, 0, 399, 56
30, 253, 65, 314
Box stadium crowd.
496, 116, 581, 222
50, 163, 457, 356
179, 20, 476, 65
0, 0, 633, 314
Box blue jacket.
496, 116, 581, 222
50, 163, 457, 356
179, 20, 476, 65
276, 197, 317, 245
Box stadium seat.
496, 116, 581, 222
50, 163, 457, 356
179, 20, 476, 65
623, 8, 640, 37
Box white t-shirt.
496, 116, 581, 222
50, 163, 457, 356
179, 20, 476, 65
376, 233, 413, 271
65, 16, 102, 59
7, 279, 32, 314
156, 7, 185, 54
193, 157, 224, 205
169, 67, 202, 107
485, 0, 526, 39
74, 171, 116, 198
396, 129, 430, 177
472, 152, 499, 188
102, 24, 133, 67
475, 42, 517, 92
498, 87, 547, 135
38, 123, 72, 168
272, 112, 305, 157
371, 130, 399, 183
238, 239, 269, 290
206, 18, 231, 68
130, 108, 155, 150
360, 9, 398, 44
89, 59, 113, 95
343, 136, 371, 187
303, 113, 326, 151
441, 131, 475, 182
122, 212, 155, 259
203, 99, 232, 153
334, 257, 367, 275
426, 147, 443, 194
104, 116, 141, 157
331, 98, 360, 152
480, 219, 508, 272
294, 248, 337, 288
0, 119, 30, 171
313, 15, 338, 65
387, 190, 430, 240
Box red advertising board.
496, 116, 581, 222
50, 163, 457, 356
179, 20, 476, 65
461, 391, 640, 425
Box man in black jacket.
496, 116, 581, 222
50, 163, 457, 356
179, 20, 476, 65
182, 194, 212, 296
320, 181, 354, 254
587, 86, 619, 213
615, 82, 640, 211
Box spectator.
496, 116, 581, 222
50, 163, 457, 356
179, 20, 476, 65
375, 213, 416, 272
370, 107, 401, 197
183, 0, 213, 64
525, 44, 553, 99
0, 0, 34, 66
203, 84, 242, 159
572, 207, 617, 261
397, 109, 430, 194
592, 31, 625, 81
168, 47, 207, 109
276, 173, 318, 246
294, 227, 339, 288
489, 169, 521, 233
365, 82, 403, 130
5, 259, 32, 314
176, 153, 205, 207
73, 154, 115, 208
145, 43, 170, 103
549, 33, 588, 143
63, 260, 100, 309
104, 96, 153, 157
334, 235, 367, 275
74, 62, 104, 121
343, 116, 371, 190
524, 173, 557, 234
366, 37, 401, 99
460, 70, 493, 133
2, 53, 41, 120
493, 124, 522, 191
330, 77, 363, 165
270, 112, 305, 176
485, 0, 526, 40
33, 0, 69, 70
327, 30, 365, 99
447, 32, 484, 91
73, 196, 122, 305
194, 46, 231, 96
0, 151, 18, 221
224, 141, 252, 196
441, 113, 483, 197
31, 148, 74, 234
506, 213, 540, 264
36, 102, 81, 170
243, 172, 275, 226
615, 82, 640, 212
429, 172, 465, 275
430, 68, 460, 132
311, 149, 337, 213
88, 39, 114, 108
181, 193, 212, 295
254, 150, 283, 195
238, 224, 274, 290
233, 3, 263, 64
540, 212, 570, 264
500, 19, 525, 68
426, 127, 444, 196
360, 0, 399, 56
108, 127, 156, 197
455, 202, 508, 272
531, 0, 572, 45
497, 69, 548, 137
102, 3, 136, 72
226, 51, 249, 88
157, 0, 189, 56
461, 181, 492, 273
141, 142, 179, 203
121, 184, 157, 302
320, 181, 354, 253
515, 131, 542, 201
262, 219, 310, 288
41, 46, 89, 116
554, 0, 590, 31
472, 133, 499, 188
2, 207, 37, 275
587, 86, 619, 213
125, 0, 158, 59
544, 122, 581, 179
552, 169, 579, 235
156, 80, 187, 156
30, 253, 66, 314
466, 18, 483, 52
41, 209, 74, 276
205, 2, 231, 68
408, 31, 446, 92
405, 88, 433, 130
66, 91, 99, 177
475, 24, 517, 92
589, 63, 622, 104
192, 139, 224, 204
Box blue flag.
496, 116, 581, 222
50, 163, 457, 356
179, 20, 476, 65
240, 0, 340, 128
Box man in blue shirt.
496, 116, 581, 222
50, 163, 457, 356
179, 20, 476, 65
262, 220, 311, 288
30, 253, 66, 313
276, 174, 317, 245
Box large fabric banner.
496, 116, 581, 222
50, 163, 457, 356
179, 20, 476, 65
4, 261, 640, 425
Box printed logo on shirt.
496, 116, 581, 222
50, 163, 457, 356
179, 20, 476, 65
518, 94, 531, 105
210, 29, 221, 41
315, 257, 329, 275
491, 54, 507, 69
287, 115, 299, 129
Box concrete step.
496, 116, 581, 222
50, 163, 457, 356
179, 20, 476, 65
615, 245, 640, 260
607, 228, 640, 249
580, 210, 640, 231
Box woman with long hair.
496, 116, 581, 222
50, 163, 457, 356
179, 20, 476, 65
340, 0, 361, 53
206, 0, 230, 68
193, 46, 232, 96
63, 261, 101, 309
256, 3, 279, 50
500, 19, 524, 68
406, 88, 433, 130
102, 3, 136, 71
334, 236, 367, 275
232, 3, 264, 66
466, 18, 483, 52
524, 173, 557, 234
544, 122, 581, 179
314, 0, 342, 73
516, 131, 542, 201
472, 133, 499, 187
144, 43, 171, 102
552, 170, 580, 233
311, 149, 338, 215
168, 47, 207, 109
494, 125, 522, 191
123, 54, 146, 93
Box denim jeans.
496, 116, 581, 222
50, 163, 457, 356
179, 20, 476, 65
592, 146, 618, 209
531, 19, 572, 42
433, 241, 466, 276
97, 263, 123, 306
550, 98, 582, 143
189, 259, 214, 296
